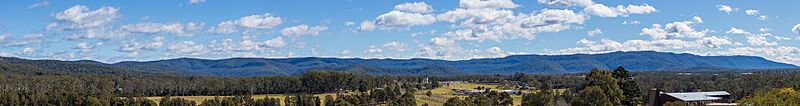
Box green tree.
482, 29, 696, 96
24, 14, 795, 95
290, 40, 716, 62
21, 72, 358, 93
738, 88, 800, 105
391, 91, 417, 106
570, 86, 612, 106
443, 97, 472, 106
522, 84, 553, 106
613, 66, 643, 105
584, 68, 624, 105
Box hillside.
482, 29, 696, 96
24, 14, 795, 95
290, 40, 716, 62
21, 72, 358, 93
109, 51, 798, 76
1, 51, 796, 76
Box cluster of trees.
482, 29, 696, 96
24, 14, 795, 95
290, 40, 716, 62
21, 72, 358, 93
0, 70, 436, 106
443, 91, 513, 106
737, 88, 800, 105
570, 67, 643, 106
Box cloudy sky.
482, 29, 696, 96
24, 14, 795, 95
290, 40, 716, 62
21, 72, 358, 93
1, 0, 799, 65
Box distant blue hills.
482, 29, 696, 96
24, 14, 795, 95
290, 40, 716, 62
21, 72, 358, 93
1, 51, 797, 76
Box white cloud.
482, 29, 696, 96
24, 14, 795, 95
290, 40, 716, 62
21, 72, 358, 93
792, 24, 800, 35
358, 21, 376, 31
717, 5, 734, 14
394, 2, 432, 13
28, 1, 50, 9
65, 27, 129, 40
622, 20, 640, 24
746, 35, 777, 46
725, 27, 750, 35
339, 50, 351, 55
718, 46, 800, 65
118, 36, 164, 52
640, 16, 706, 39
189, 0, 206, 4
122, 22, 205, 37
558, 37, 732, 54
760, 28, 772, 32
52, 5, 120, 30
375, 11, 436, 28
758, 15, 768, 21
459, 0, 518, 9
366, 45, 384, 54
344, 21, 355, 26
210, 13, 283, 34
22, 48, 35, 54
745, 9, 759, 16
486, 47, 509, 57
168, 41, 206, 55
73, 42, 94, 53
281, 24, 328, 37
441, 9, 587, 41
382, 41, 408, 52
0, 33, 6, 41
5, 33, 44, 47
430, 37, 457, 46
587, 28, 602, 37
263, 36, 286, 48
537, 0, 594, 7
584, 4, 657, 17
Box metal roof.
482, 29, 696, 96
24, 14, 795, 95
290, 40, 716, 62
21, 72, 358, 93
664, 91, 730, 101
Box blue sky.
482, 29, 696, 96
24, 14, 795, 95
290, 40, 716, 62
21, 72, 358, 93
1, 0, 799, 65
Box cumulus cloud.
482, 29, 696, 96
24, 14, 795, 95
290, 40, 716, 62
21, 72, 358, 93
758, 15, 768, 21
717, 5, 734, 13
281, 24, 328, 37
537, 0, 594, 7
189, 0, 206, 4
118, 36, 164, 52
28, 1, 50, 9
5, 33, 44, 47
382, 41, 408, 52
358, 21, 376, 31
725, 27, 750, 35
584, 4, 657, 17
73, 42, 94, 53
344, 21, 355, 26
430, 37, 457, 47
168, 41, 206, 55
263, 36, 286, 48
640, 16, 706, 39
459, 0, 518, 9
52, 5, 120, 30
792, 24, 800, 35
210, 13, 282, 34
440, 9, 587, 41
394, 2, 432, 13
122, 22, 205, 37
745, 9, 759, 16
366, 45, 384, 54
587, 28, 602, 37
22, 48, 35, 54
374, 11, 436, 28
622, 20, 640, 24
557, 16, 736, 54
746, 35, 777, 46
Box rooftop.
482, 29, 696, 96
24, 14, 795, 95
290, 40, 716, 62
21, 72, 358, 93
664, 91, 730, 101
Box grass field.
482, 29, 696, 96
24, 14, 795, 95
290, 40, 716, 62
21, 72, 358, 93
146, 93, 339, 105
145, 83, 557, 106
413, 83, 523, 106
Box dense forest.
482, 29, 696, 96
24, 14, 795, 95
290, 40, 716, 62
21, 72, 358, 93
2, 58, 800, 105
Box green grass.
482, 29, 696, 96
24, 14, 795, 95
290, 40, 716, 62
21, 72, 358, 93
145, 83, 563, 106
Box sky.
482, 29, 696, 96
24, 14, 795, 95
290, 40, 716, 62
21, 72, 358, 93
1, 0, 799, 65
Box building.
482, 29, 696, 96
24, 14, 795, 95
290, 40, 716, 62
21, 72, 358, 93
646, 88, 736, 106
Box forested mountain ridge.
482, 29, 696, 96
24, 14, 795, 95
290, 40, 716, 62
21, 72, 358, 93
1, 51, 797, 76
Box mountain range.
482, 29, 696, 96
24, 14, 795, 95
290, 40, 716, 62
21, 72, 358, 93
1, 51, 797, 76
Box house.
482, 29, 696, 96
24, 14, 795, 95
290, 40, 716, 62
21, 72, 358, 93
646, 88, 737, 106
